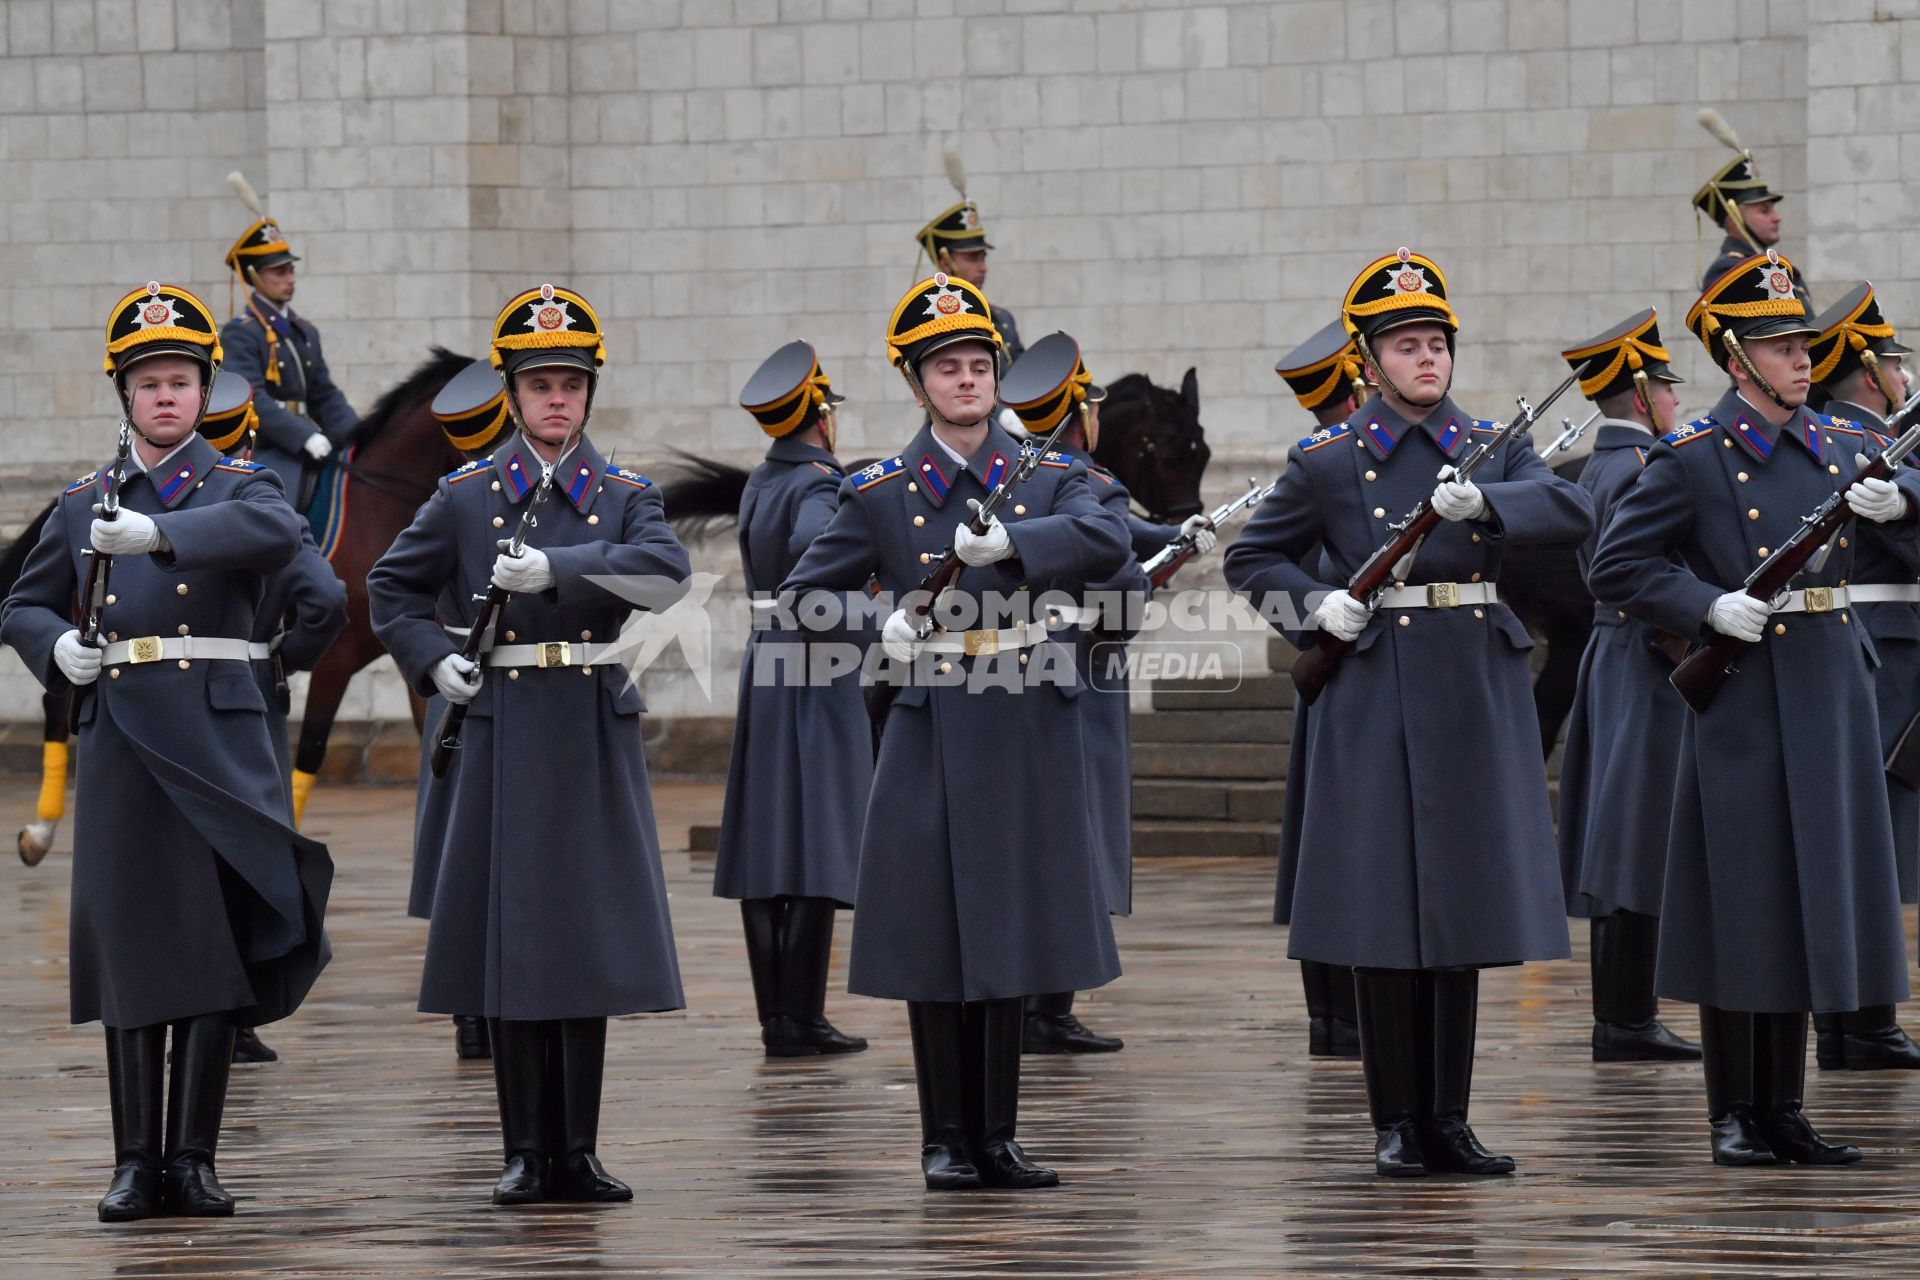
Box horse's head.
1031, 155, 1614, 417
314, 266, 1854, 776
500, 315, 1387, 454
1093, 368, 1211, 520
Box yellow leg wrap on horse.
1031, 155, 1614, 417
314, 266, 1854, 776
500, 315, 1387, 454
37, 741, 67, 823
291, 768, 317, 829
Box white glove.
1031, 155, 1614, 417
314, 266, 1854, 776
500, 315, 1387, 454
431, 653, 483, 705
882, 608, 925, 663
1430, 465, 1487, 522
53, 629, 101, 686
954, 499, 1013, 566
302, 434, 333, 461
1847, 454, 1908, 523
491, 546, 554, 593
1707, 591, 1771, 642
1312, 589, 1373, 643
88, 505, 159, 555
1179, 514, 1217, 554
996, 407, 1025, 437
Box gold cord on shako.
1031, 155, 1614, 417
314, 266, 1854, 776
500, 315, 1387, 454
1340, 247, 1459, 406
884, 271, 1004, 433
102, 280, 225, 437
489, 282, 608, 444
1685, 248, 1815, 411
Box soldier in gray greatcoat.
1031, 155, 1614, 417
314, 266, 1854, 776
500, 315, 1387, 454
1694, 148, 1807, 303
1804, 283, 1920, 1072
1268, 320, 1373, 1061
1551, 310, 1702, 1065
1590, 253, 1920, 1167
2, 283, 328, 1222
917, 196, 1024, 364
217, 206, 360, 509
714, 341, 870, 1058
1224, 249, 1591, 1178
782, 273, 1131, 1191
1000, 333, 1204, 1056
369, 284, 690, 1206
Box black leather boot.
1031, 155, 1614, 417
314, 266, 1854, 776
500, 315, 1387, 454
1590, 912, 1701, 1062
453, 1015, 492, 1060
161, 1013, 236, 1216
1813, 1012, 1845, 1069
741, 897, 784, 1048
1422, 969, 1514, 1175
100, 1024, 165, 1222
1300, 960, 1332, 1055
907, 1001, 980, 1190
765, 897, 867, 1056
1840, 1005, 1920, 1070
549, 1017, 632, 1201
1324, 962, 1361, 1058
1022, 990, 1122, 1055
1698, 1006, 1776, 1166
230, 1027, 279, 1064
970, 997, 1058, 1188
1353, 968, 1428, 1176
1756, 1012, 1861, 1165
489, 1018, 552, 1204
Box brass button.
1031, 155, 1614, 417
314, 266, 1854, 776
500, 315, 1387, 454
1840, 537, 1850, 548
1830, 464, 1841, 474
1618, 610, 1626, 620
504, 630, 516, 642
195, 480, 204, 489
1758, 547, 1769, 557
1471, 533, 1481, 543
176, 584, 188, 595
913, 516, 925, 527
938, 661, 952, 674
107, 632, 117, 642
587, 514, 599, 525
582, 666, 593, 675
1723, 438, 1733, 448
492, 516, 505, 528
581, 630, 592, 641
1737, 472, 1749, 483
1018, 653, 1029, 665
1014, 504, 1027, 515
1372, 507, 1385, 518
1470, 572, 1481, 582
1473, 608, 1484, 618
491, 480, 501, 491
109, 668, 120, 679
177, 659, 190, 670
1397, 616, 1410, 627
907, 482, 918, 493
105, 594, 116, 605
1774, 622, 1786, 635
919, 553, 930, 564
177, 624, 189, 636
1842, 612, 1851, 623
1748, 508, 1760, 521
507, 669, 519, 680
1365, 470, 1377, 481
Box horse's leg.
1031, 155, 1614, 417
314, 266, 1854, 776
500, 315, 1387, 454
17, 689, 69, 865
295, 630, 384, 827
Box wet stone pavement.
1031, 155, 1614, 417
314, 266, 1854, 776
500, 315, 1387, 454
6, 780, 1920, 1277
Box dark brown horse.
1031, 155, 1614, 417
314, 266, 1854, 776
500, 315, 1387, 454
1093, 369, 1211, 521
6, 347, 470, 860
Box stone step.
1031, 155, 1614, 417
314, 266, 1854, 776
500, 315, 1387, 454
1132, 741, 1287, 780
1134, 778, 1283, 823
1130, 818, 1279, 859
1151, 673, 1296, 712
1131, 708, 1288, 744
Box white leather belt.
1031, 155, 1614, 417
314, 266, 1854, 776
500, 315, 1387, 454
921, 622, 1046, 656
1377, 582, 1500, 610
1841, 584, 1920, 605
1774, 586, 1851, 614
100, 636, 270, 665
1044, 604, 1102, 627
484, 641, 625, 669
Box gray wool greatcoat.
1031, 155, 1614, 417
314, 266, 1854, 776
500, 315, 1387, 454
1588, 389, 1918, 1012
781, 419, 1133, 1002
1, 434, 332, 1030
713, 435, 872, 907
218, 295, 360, 499
1825, 399, 1920, 904
368, 432, 690, 1020
1556, 422, 1688, 919
1223, 393, 1591, 971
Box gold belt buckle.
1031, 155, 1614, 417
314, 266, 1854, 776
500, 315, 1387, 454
963, 629, 1000, 657
1803, 586, 1833, 614
127, 636, 162, 664
535, 641, 572, 669
1425, 582, 1459, 609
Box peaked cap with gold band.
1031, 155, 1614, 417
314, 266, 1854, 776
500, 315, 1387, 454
491, 283, 607, 379
1341, 247, 1458, 345
200, 369, 258, 453
1275, 320, 1367, 412
1001, 332, 1105, 436
740, 340, 846, 439
886, 272, 1001, 372
1809, 282, 1912, 393
431, 359, 515, 454
1692, 154, 1782, 226
224, 218, 299, 276
103, 281, 223, 382
1561, 309, 1684, 403
1685, 250, 1817, 352
916, 200, 993, 267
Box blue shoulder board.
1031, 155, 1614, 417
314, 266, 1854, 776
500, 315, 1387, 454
64, 470, 97, 495
1298, 422, 1351, 453
606, 467, 651, 489
213, 458, 261, 473
852, 456, 904, 491
1662, 418, 1714, 447
1470, 419, 1503, 434
1036, 449, 1071, 469
1820, 413, 1864, 437
445, 459, 490, 484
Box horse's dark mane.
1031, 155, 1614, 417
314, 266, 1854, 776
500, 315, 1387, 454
351, 346, 473, 447
1103, 372, 1159, 403
657, 449, 751, 541
0, 499, 55, 599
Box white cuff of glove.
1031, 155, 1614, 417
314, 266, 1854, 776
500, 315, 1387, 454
53, 629, 101, 686
490, 546, 555, 593
882, 608, 925, 663
954, 499, 1013, 566
302, 434, 333, 460
88, 506, 159, 556
1706, 591, 1770, 642
431, 653, 483, 705
1179, 514, 1218, 554
1312, 588, 1373, 643
1846, 455, 1908, 523
1431, 465, 1488, 523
